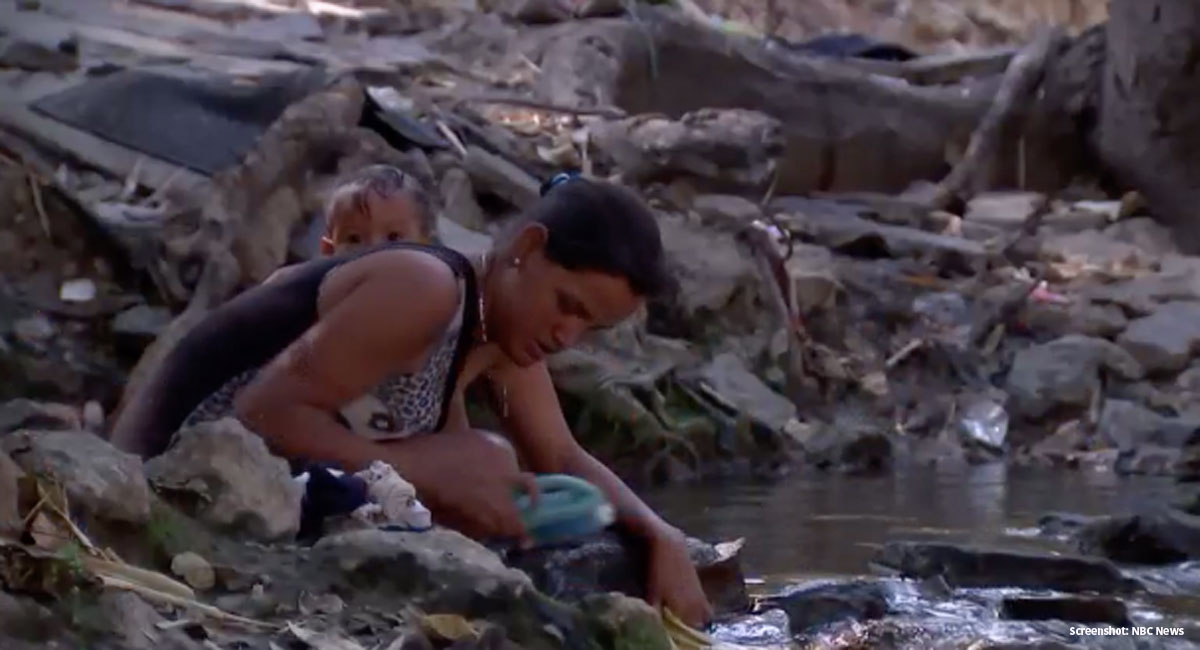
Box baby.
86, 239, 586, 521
265, 164, 433, 285
318, 164, 435, 255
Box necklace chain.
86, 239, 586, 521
477, 251, 507, 418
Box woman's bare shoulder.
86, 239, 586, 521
317, 248, 464, 340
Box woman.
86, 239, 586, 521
109, 174, 713, 627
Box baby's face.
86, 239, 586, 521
322, 193, 429, 256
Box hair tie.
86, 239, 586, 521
539, 171, 581, 197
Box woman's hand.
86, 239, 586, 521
645, 524, 713, 629
386, 429, 538, 545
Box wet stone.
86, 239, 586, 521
1000, 596, 1131, 626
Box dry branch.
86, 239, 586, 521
923, 28, 1064, 211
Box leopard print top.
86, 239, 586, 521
182, 275, 468, 441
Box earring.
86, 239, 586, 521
512, 257, 522, 267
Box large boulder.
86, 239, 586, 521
873, 541, 1140, 594
1116, 302, 1200, 374
503, 529, 750, 615
144, 418, 303, 541
591, 109, 784, 191
1, 430, 151, 525
1074, 507, 1200, 565
1005, 335, 1144, 420
763, 579, 891, 634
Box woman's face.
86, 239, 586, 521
487, 225, 642, 367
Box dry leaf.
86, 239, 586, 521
418, 613, 477, 642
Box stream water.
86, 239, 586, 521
645, 466, 1200, 648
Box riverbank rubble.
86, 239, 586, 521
2, 0, 1200, 648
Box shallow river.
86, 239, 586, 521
644, 466, 1200, 648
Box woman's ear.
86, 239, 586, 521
507, 223, 548, 265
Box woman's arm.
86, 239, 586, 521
489, 359, 712, 625
487, 359, 670, 537
233, 249, 460, 474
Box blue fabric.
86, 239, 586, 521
298, 464, 370, 541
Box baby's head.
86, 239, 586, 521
320, 165, 434, 256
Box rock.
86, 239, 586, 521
0, 452, 22, 535
82, 400, 104, 432
873, 542, 1139, 593
1005, 335, 1145, 420
1096, 399, 1200, 450
1084, 257, 1200, 316
1000, 596, 1130, 626
785, 243, 842, 313
1177, 365, 1200, 393
0, 36, 78, 72
791, 419, 893, 475
780, 206, 986, 270
437, 216, 493, 258
509, 0, 572, 24
503, 529, 750, 615
12, 314, 54, 346
963, 192, 1045, 229
0, 591, 58, 646
654, 214, 776, 351
1117, 302, 1200, 374
764, 579, 890, 634
236, 186, 305, 284
1039, 229, 1155, 277
99, 591, 202, 650
913, 291, 971, 332
1179, 492, 1200, 515
439, 168, 488, 231
144, 417, 303, 541
1019, 419, 1089, 467
1075, 508, 1200, 564
111, 304, 173, 349
1, 430, 150, 524
0, 399, 81, 433
234, 13, 324, 41
1113, 445, 1198, 478
1104, 217, 1179, 258
591, 109, 784, 191
171, 552, 215, 591
575, 0, 624, 18
582, 593, 673, 650
692, 194, 762, 225
463, 146, 540, 210
1017, 300, 1128, 339
686, 352, 797, 432
1037, 512, 1107, 539
313, 527, 535, 611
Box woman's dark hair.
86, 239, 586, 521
527, 176, 671, 298
326, 164, 435, 236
